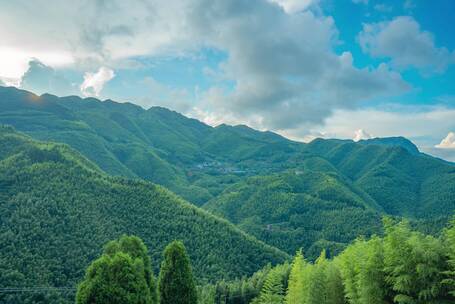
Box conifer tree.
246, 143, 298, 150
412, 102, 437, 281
383, 218, 446, 303
104, 235, 158, 303
253, 268, 285, 304
306, 251, 328, 304
285, 249, 306, 304
443, 217, 455, 298
76, 252, 152, 304
337, 239, 364, 304
158, 240, 197, 304
325, 262, 345, 304
358, 237, 386, 304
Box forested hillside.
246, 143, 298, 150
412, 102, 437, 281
0, 126, 288, 303
204, 170, 383, 257
205, 141, 455, 256
1, 85, 454, 258
197, 218, 455, 304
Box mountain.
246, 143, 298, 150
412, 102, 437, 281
0, 86, 454, 257
359, 136, 420, 155
203, 169, 384, 258
0, 126, 288, 303
302, 138, 455, 217
0, 86, 301, 205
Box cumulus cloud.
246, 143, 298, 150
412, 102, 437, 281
20, 59, 77, 96
353, 129, 372, 141
268, 0, 318, 13
1, 0, 410, 133
358, 16, 455, 73
80, 67, 115, 97
435, 132, 455, 149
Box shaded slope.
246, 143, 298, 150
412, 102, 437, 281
304, 139, 455, 217
204, 169, 383, 257
0, 127, 288, 302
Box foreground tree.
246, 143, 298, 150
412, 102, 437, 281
104, 235, 157, 303
158, 240, 197, 304
383, 218, 447, 304
285, 250, 306, 304
76, 252, 152, 304
252, 263, 290, 304
76, 235, 155, 304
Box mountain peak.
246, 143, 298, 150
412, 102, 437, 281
359, 136, 419, 155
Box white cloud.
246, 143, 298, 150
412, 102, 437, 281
80, 67, 115, 97
1, 0, 409, 134
0, 46, 74, 86
358, 16, 455, 73
435, 132, 455, 149
20, 59, 78, 96
353, 129, 372, 141
268, 0, 318, 13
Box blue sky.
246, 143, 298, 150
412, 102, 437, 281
0, 0, 454, 160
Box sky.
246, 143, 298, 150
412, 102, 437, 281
0, 0, 454, 160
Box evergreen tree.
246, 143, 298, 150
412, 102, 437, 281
252, 268, 285, 304
76, 252, 152, 304
337, 240, 362, 304
443, 217, 455, 298
158, 240, 198, 304
104, 235, 158, 303
325, 262, 345, 304
306, 251, 327, 304
357, 237, 387, 304
285, 250, 306, 304
383, 218, 446, 303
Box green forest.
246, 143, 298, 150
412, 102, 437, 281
0, 86, 454, 303
14, 217, 455, 304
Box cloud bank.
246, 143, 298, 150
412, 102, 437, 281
1, 0, 453, 162
0, 0, 409, 129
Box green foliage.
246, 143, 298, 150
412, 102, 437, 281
1, 86, 455, 259
204, 171, 383, 257
158, 241, 198, 304
0, 128, 287, 303
76, 252, 152, 304
1, 87, 455, 304
337, 237, 387, 304
443, 218, 455, 296
257, 219, 455, 304
285, 250, 306, 304
383, 218, 447, 303
251, 263, 290, 304
199, 263, 275, 304
103, 235, 158, 303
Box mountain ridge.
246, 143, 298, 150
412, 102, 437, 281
1, 85, 454, 257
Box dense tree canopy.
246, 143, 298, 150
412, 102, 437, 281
76, 252, 152, 304
0, 127, 287, 304
230, 218, 455, 304
158, 241, 197, 304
